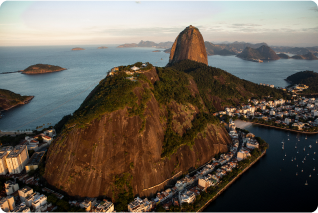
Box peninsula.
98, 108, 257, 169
291, 52, 318, 60
44, 26, 286, 212
97, 46, 108, 49
71, 47, 85, 51
285, 71, 318, 94
22, 64, 66, 75
0, 89, 34, 112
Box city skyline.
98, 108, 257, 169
0, 1, 318, 47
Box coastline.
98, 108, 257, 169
0, 96, 34, 113
235, 119, 318, 134
196, 150, 267, 212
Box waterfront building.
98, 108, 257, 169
25, 151, 45, 173
180, 190, 196, 204
128, 197, 152, 212
4, 180, 19, 195
6, 145, 29, 174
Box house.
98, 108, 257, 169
131, 66, 140, 71
5, 180, 19, 195
6, 145, 29, 174
128, 197, 152, 212
180, 190, 196, 204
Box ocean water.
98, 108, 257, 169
204, 122, 318, 212
0, 46, 318, 132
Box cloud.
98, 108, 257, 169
230, 23, 262, 28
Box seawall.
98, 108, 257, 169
196, 150, 267, 212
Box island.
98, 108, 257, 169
97, 46, 108, 49
236, 45, 280, 61
277, 53, 290, 59
0, 89, 34, 112
152, 50, 161, 52
22, 64, 66, 75
291, 52, 318, 60
71, 47, 85, 51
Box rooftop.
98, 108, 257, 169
26, 151, 45, 166
7, 145, 27, 158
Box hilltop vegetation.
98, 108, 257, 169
169, 60, 287, 112
0, 89, 34, 111
286, 71, 318, 94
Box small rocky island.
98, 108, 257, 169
0, 89, 34, 112
72, 47, 85, 51
22, 64, 66, 75
97, 46, 108, 49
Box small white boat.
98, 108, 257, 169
305, 180, 308, 185
309, 145, 312, 148
294, 157, 296, 160
313, 158, 315, 160
305, 136, 307, 139
296, 172, 298, 176
301, 169, 303, 172
285, 153, 286, 157
291, 158, 293, 162
283, 159, 284, 161
307, 153, 309, 156
314, 152, 316, 154
309, 174, 311, 177
288, 138, 290, 140
297, 151, 299, 154
302, 161, 304, 163
313, 167, 315, 171
297, 164, 298, 167
304, 147, 305, 151
316, 139, 317, 144
295, 146, 297, 149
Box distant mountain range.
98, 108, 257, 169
117, 40, 318, 58
117, 40, 173, 49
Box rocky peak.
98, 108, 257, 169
168, 25, 208, 66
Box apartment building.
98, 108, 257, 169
5, 180, 19, 195
18, 186, 34, 203
128, 197, 152, 212
25, 151, 45, 173
0, 146, 13, 175
6, 145, 29, 174
32, 194, 47, 211
11, 203, 30, 212
95, 199, 114, 212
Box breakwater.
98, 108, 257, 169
196, 150, 267, 212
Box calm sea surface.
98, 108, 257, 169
1, 46, 317, 131
0, 46, 318, 211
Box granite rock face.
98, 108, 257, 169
168, 25, 208, 66
44, 68, 230, 200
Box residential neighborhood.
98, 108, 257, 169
216, 96, 318, 132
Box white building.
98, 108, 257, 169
0, 146, 13, 175
6, 145, 29, 174
43, 129, 56, 137
131, 66, 140, 71
5, 180, 19, 195
270, 110, 275, 116
237, 150, 251, 161
180, 190, 196, 204
19, 186, 34, 203
128, 197, 152, 212
31, 194, 47, 211
285, 118, 292, 125
95, 199, 114, 212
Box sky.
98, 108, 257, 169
0, 1, 317, 47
